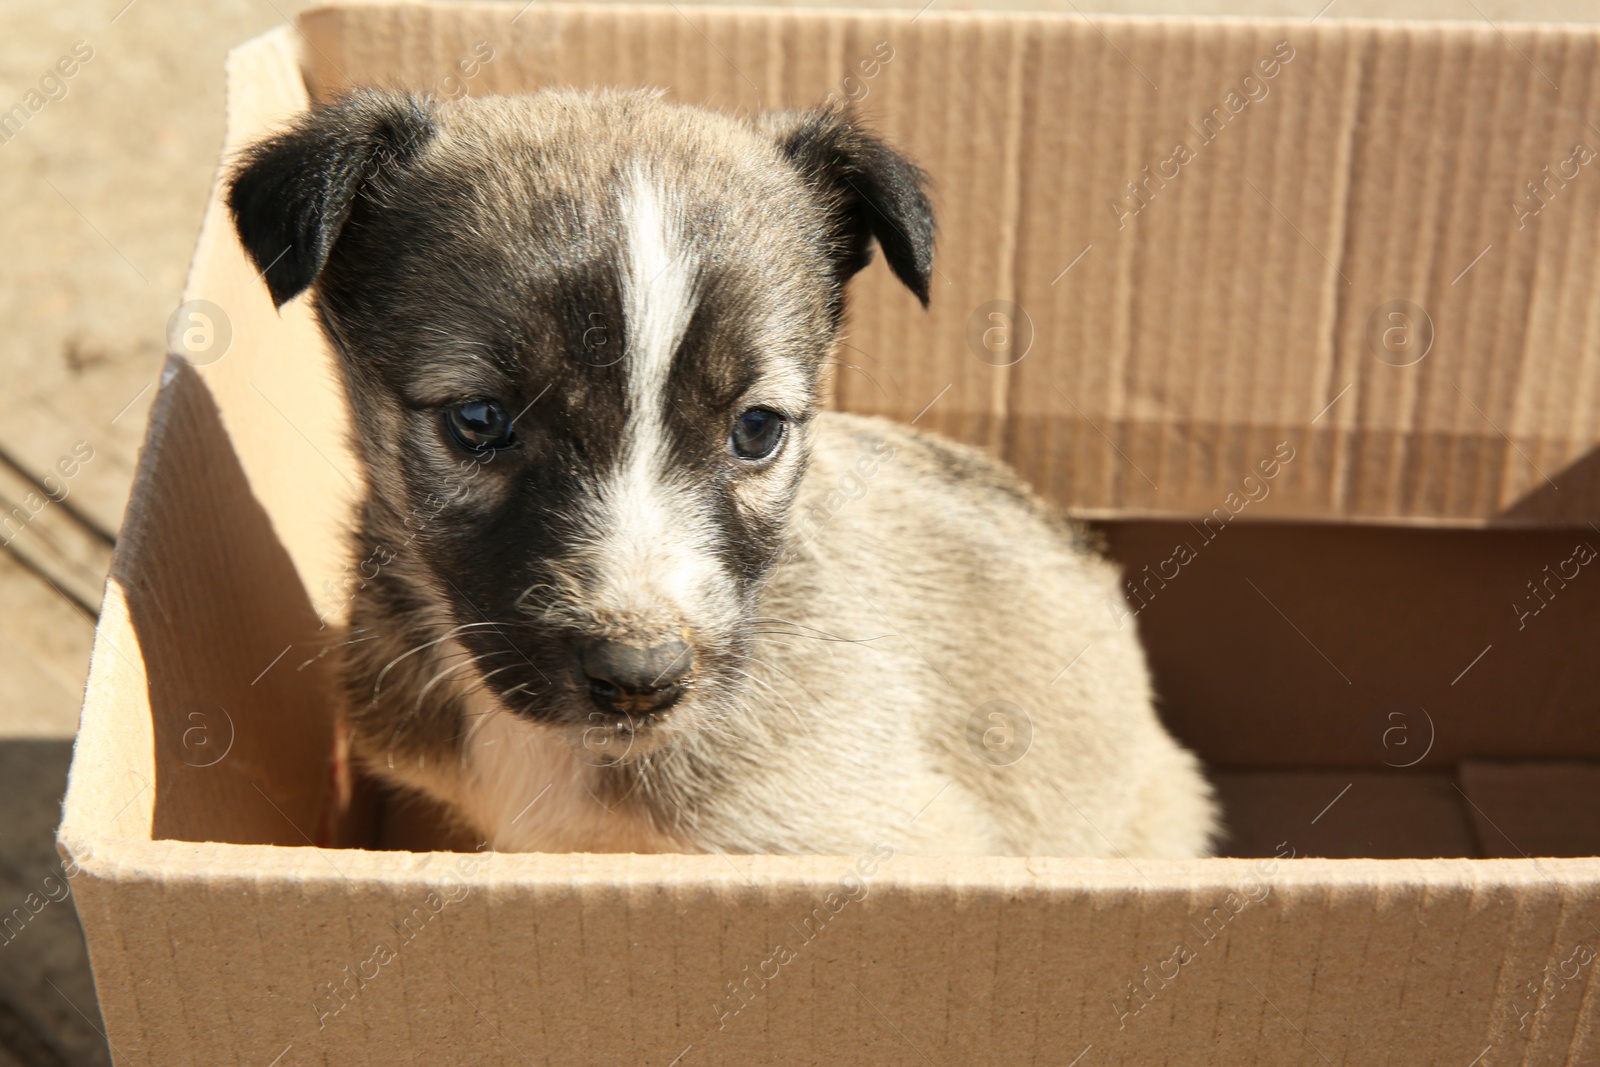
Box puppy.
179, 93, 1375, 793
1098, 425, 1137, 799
228, 89, 1219, 856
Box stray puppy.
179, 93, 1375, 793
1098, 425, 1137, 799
229, 89, 1219, 856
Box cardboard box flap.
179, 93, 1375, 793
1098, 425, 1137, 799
60, 27, 343, 853
286, 3, 1600, 526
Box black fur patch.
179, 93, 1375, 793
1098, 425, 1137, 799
227, 91, 435, 307
776, 107, 936, 306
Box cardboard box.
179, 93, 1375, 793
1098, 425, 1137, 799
60, 2, 1600, 1062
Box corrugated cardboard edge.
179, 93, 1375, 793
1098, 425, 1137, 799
59, 23, 316, 855
59, 837, 1600, 889
57, 9, 1600, 1063
60, 835, 1600, 1064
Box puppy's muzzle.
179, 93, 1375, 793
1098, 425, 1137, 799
579, 637, 694, 717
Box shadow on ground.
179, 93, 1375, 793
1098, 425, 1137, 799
0, 739, 109, 1067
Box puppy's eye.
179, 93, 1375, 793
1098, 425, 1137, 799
729, 408, 786, 461
445, 399, 516, 451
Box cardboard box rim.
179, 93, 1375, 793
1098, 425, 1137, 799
56, 4, 1600, 1062
304, 0, 1600, 33
56, 0, 1600, 871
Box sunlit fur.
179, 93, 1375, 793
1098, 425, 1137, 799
228, 89, 1220, 857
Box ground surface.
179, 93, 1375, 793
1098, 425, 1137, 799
1, 3, 311, 1060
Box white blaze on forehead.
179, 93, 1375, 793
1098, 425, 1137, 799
620, 170, 697, 428
582, 169, 721, 627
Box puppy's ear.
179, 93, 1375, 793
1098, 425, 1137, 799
227, 91, 434, 308
769, 107, 935, 307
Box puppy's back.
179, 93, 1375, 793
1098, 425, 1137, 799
736, 411, 1220, 856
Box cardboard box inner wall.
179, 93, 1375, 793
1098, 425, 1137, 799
57, 3, 1600, 1064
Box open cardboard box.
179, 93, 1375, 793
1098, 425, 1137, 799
59, 1, 1600, 1062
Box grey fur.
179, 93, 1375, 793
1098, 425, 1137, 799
228, 89, 1219, 857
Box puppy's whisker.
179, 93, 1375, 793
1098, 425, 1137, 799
474, 661, 529, 687
752, 629, 891, 646
413, 650, 518, 715
372, 620, 519, 697
440, 608, 550, 686
513, 582, 562, 611
728, 666, 809, 735
750, 617, 886, 644
373, 634, 469, 699
313, 627, 381, 647
447, 620, 524, 636
295, 631, 387, 671
384, 653, 518, 746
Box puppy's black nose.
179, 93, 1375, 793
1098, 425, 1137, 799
580, 638, 693, 715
